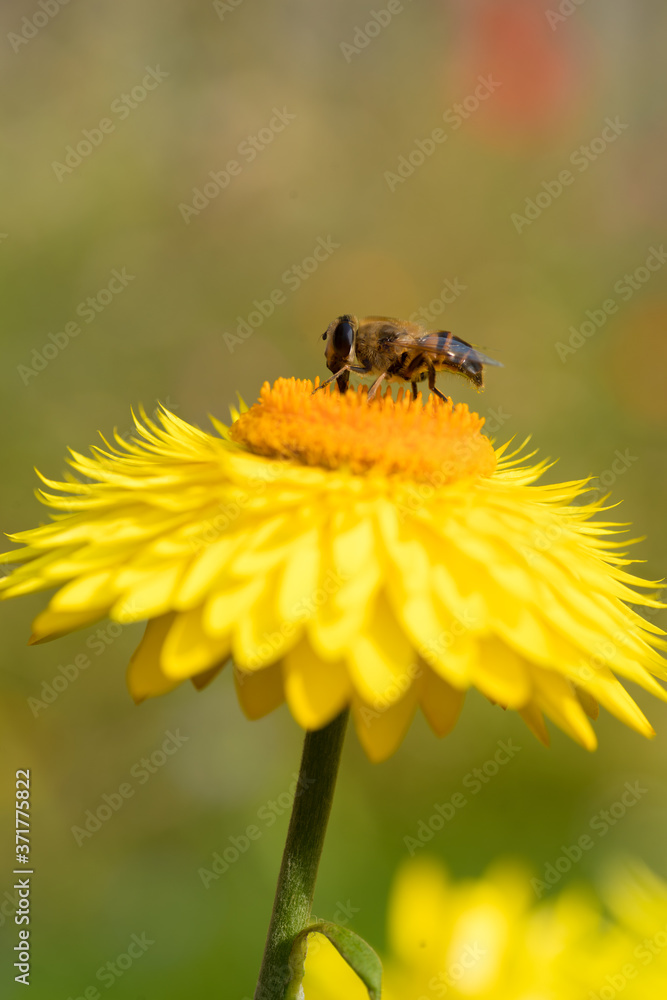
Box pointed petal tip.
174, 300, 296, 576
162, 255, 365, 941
28, 632, 54, 646
582, 731, 598, 752
529, 724, 551, 749
360, 740, 395, 765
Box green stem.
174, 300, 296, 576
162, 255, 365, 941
254, 709, 350, 1000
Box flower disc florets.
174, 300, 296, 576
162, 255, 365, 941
231, 379, 497, 483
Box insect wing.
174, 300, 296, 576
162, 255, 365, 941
411, 332, 503, 368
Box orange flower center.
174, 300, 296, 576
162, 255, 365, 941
230, 378, 497, 482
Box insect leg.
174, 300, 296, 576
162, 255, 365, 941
411, 382, 418, 400
367, 372, 387, 401
312, 365, 371, 395
312, 367, 350, 393
427, 363, 450, 403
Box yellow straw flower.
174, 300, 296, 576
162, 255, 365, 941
600, 860, 667, 997
1, 377, 665, 761
302, 856, 667, 999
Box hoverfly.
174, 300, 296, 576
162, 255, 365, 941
315, 315, 502, 401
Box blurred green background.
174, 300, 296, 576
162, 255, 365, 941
1, 0, 666, 996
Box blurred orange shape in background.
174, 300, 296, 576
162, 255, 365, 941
450, 0, 589, 144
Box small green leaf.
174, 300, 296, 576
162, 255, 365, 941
292, 920, 382, 1000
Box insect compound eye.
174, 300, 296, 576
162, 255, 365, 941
332, 318, 354, 358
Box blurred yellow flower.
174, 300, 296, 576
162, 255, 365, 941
301, 856, 667, 999
1, 378, 665, 760
598, 859, 667, 998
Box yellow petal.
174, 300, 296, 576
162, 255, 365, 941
345, 591, 416, 707
204, 578, 264, 637
175, 536, 240, 610
471, 636, 532, 708
376, 507, 430, 603
580, 669, 655, 737
306, 512, 380, 660
574, 685, 599, 720
231, 515, 306, 576
232, 572, 302, 670
278, 529, 320, 623
191, 664, 225, 691
419, 665, 465, 737
331, 513, 376, 578
308, 559, 380, 661
29, 606, 105, 644
234, 662, 284, 719
420, 616, 477, 688
161, 607, 232, 678
112, 563, 183, 621
127, 613, 181, 702
532, 667, 597, 750
518, 701, 550, 747
492, 604, 562, 669
431, 557, 488, 630
49, 570, 117, 612
352, 685, 418, 763
283, 638, 351, 730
